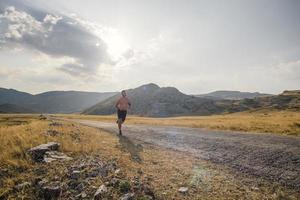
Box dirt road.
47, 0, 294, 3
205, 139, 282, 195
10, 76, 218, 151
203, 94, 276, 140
60, 118, 300, 191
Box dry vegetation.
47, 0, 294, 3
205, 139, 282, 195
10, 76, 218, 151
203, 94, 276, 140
55, 110, 300, 136
0, 114, 299, 199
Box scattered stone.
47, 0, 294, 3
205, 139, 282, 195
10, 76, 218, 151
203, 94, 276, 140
110, 177, 120, 186
94, 184, 108, 199
44, 151, 72, 163
120, 192, 134, 200
14, 182, 31, 191
37, 178, 48, 187
76, 192, 87, 198
39, 114, 47, 120
89, 170, 99, 177
70, 170, 81, 179
0, 168, 9, 178
178, 187, 188, 193
251, 186, 259, 191
43, 186, 61, 200
115, 168, 121, 174
49, 122, 62, 127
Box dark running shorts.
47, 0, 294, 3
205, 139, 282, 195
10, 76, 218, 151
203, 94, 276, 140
117, 109, 127, 122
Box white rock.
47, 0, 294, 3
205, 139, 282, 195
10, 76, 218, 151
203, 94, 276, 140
178, 187, 188, 193
115, 169, 121, 174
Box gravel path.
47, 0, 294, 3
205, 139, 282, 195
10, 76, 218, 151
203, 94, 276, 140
61, 118, 300, 191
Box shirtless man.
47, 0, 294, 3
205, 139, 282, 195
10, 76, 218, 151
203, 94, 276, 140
115, 90, 131, 135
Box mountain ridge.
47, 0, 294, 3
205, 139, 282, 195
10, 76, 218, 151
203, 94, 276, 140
0, 88, 117, 113
83, 84, 300, 117
196, 90, 271, 100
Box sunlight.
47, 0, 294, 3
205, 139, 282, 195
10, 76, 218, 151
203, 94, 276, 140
103, 29, 130, 61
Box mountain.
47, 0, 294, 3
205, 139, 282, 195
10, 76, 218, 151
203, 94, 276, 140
0, 88, 116, 113
83, 84, 300, 117
1, 85, 298, 116
0, 103, 36, 113
196, 90, 271, 100
83, 83, 229, 117
242, 90, 300, 111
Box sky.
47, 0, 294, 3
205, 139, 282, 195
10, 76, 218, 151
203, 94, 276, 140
0, 0, 299, 94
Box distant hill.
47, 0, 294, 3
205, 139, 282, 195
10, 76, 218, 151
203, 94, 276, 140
244, 90, 300, 111
0, 88, 116, 113
83, 84, 300, 117
196, 90, 271, 100
83, 83, 229, 117
1, 85, 298, 115
0, 103, 36, 113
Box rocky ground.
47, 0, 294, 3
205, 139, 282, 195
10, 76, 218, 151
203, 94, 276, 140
0, 141, 155, 200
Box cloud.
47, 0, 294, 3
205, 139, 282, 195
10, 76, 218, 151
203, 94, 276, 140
0, 0, 111, 76
271, 60, 300, 80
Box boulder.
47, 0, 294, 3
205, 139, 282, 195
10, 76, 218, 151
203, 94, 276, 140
28, 142, 60, 162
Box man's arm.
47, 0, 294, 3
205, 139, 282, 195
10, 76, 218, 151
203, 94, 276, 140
127, 98, 131, 108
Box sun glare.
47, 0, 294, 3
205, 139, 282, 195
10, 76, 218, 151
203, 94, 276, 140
103, 30, 130, 61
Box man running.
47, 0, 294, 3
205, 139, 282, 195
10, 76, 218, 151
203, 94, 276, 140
115, 90, 131, 135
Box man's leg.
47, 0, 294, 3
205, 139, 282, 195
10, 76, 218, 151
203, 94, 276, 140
118, 119, 123, 135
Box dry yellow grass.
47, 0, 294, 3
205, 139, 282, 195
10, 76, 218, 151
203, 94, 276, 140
55, 110, 300, 136
0, 114, 299, 199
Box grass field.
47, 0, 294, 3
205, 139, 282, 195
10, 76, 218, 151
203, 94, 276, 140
55, 110, 300, 136
1, 114, 299, 199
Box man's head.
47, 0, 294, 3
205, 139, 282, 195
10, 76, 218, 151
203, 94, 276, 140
121, 90, 126, 97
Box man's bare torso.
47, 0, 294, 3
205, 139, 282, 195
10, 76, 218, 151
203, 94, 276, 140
116, 97, 130, 111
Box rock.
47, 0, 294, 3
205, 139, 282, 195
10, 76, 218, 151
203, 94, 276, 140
14, 182, 31, 190
120, 193, 134, 200
44, 151, 72, 163
110, 177, 120, 186
115, 169, 121, 174
76, 192, 87, 198
70, 170, 81, 179
43, 186, 61, 200
81, 192, 87, 198
251, 186, 259, 191
0, 168, 9, 178
49, 122, 62, 127
94, 184, 108, 199
178, 187, 188, 193
28, 142, 60, 162
37, 178, 48, 187
39, 114, 47, 120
